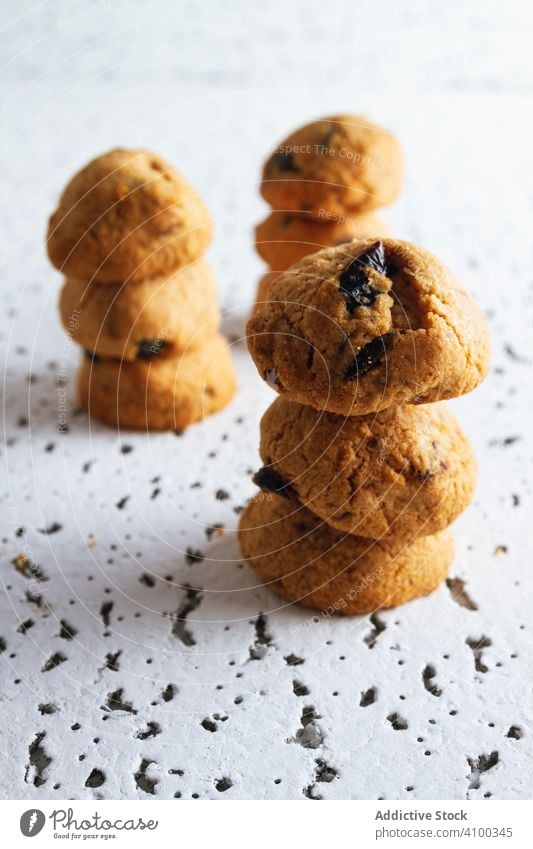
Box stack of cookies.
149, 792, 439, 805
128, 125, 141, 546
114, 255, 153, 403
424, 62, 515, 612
254, 115, 403, 307
241, 238, 490, 614
47, 149, 236, 431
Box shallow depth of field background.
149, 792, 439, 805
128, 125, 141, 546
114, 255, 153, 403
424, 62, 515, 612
1, 0, 532, 800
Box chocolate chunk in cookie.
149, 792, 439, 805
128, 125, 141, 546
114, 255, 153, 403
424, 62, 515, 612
345, 333, 394, 379
339, 241, 387, 311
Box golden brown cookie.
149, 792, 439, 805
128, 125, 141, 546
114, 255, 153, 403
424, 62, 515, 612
47, 148, 212, 283
60, 259, 220, 361
78, 334, 236, 431
255, 210, 390, 272
238, 494, 452, 614
256, 398, 476, 541
261, 115, 403, 217
247, 239, 490, 416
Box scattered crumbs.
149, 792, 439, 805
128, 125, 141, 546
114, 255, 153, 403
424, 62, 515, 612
422, 664, 442, 697
140, 573, 156, 588
85, 768, 105, 788
488, 435, 521, 447
215, 776, 233, 792
293, 680, 310, 697
360, 687, 377, 707
104, 650, 121, 672
215, 489, 230, 501
467, 751, 499, 790
25, 732, 51, 787
38, 704, 58, 715
506, 726, 523, 740
387, 712, 408, 731
102, 688, 137, 715
504, 344, 528, 363
171, 586, 203, 647
364, 613, 386, 649
205, 523, 225, 540
494, 545, 508, 555
134, 759, 158, 795
58, 620, 77, 640
295, 705, 324, 749
12, 554, 47, 582
116, 496, 130, 510
446, 577, 478, 611
161, 684, 177, 703
38, 522, 63, 535
42, 652, 67, 672
135, 721, 161, 740
284, 653, 304, 666
466, 636, 492, 674
185, 547, 204, 564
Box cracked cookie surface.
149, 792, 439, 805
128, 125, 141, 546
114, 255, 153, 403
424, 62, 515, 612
255, 210, 390, 272
60, 259, 220, 361
257, 398, 476, 541
246, 238, 490, 415
261, 115, 403, 217
78, 333, 236, 431
238, 494, 453, 614
47, 148, 212, 283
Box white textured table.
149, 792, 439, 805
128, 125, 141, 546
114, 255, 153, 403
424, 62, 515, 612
1, 0, 532, 801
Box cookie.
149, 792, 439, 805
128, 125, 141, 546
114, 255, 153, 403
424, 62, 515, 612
247, 239, 490, 416
255, 210, 390, 272
60, 259, 220, 361
238, 494, 452, 614
256, 398, 476, 541
78, 333, 236, 431
47, 148, 212, 283
261, 115, 403, 218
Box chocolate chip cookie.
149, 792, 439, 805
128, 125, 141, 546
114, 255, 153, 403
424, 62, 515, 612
247, 239, 490, 415
261, 115, 403, 217
60, 258, 220, 361
78, 333, 236, 431
238, 494, 452, 614
47, 148, 212, 283
256, 398, 476, 541
255, 210, 390, 272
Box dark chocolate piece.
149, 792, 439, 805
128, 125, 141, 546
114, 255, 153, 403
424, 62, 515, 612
273, 152, 299, 173
345, 333, 394, 379
137, 339, 167, 359
339, 241, 386, 311
253, 466, 294, 499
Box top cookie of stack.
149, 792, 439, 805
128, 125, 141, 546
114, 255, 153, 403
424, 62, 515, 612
247, 238, 490, 416
255, 115, 403, 277
47, 148, 212, 283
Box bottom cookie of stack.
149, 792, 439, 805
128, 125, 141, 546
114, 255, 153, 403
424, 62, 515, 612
238, 494, 453, 614
78, 333, 236, 431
